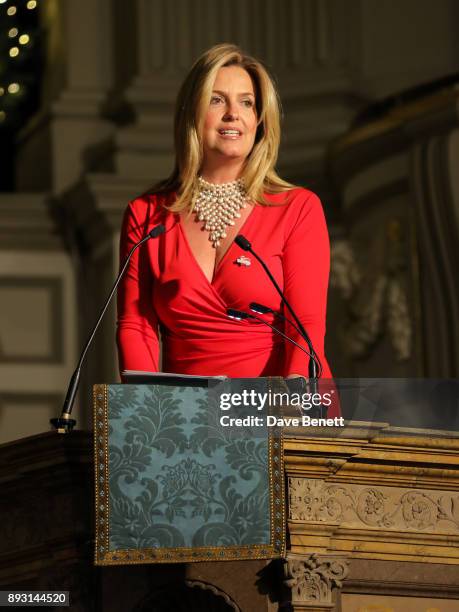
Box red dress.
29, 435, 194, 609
117, 187, 333, 387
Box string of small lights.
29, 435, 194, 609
0, 0, 42, 188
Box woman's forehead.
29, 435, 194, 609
212, 66, 255, 94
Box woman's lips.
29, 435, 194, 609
218, 129, 242, 139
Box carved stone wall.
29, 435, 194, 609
328, 83, 459, 378
330, 215, 413, 366
284, 426, 459, 570
283, 427, 459, 610
0, 195, 77, 444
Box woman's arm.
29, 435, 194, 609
282, 191, 332, 379
116, 200, 160, 375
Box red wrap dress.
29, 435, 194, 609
117, 187, 334, 400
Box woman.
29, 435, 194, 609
117, 44, 333, 394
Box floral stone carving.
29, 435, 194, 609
289, 478, 459, 533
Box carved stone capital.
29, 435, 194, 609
283, 553, 349, 610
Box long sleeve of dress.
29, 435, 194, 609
282, 192, 332, 379
116, 200, 160, 373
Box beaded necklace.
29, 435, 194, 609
194, 176, 248, 248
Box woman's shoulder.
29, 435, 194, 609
126, 190, 175, 222
128, 190, 175, 213
260, 187, 327, 244
263, 186, 323, 217
122, 190, 176, 237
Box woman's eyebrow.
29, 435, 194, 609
212, 89, 255, 97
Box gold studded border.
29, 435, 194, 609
94, 381, 286, 565
98, 544, 281, 565
268, 377, 287, 559
94, 384, 110, 564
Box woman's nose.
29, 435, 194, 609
223, 101, 239, 121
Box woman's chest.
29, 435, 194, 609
149, 205, 288, 312
179, 205, 254, 284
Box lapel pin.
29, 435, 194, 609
236, 256, 251, 267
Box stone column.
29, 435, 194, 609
16, 0, 116, 193
283, 553, 349, 611
50, 0, 115, 193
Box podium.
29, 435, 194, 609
0, 430, 276, 611
93, 380, 286, 565
2, 392, 459, 610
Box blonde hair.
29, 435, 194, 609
155, 43, 295, 211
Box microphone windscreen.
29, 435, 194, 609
250, 302, 272, 314
235, 234, 251, 251
227, 308, 249, 320
149, 224, 166, 239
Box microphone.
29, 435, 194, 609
50, 224, 166, 433
235, 235, 321, 379
248, 302, 271, 315
234, 235, 251, 251
227, 308, 314, 361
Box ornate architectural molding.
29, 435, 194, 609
284, 430, 459, 564
289, 478, 459, 534
284, 553, 349, 610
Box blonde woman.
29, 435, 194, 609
117, 44, 335, 411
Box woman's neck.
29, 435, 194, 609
199, 160, 244, 184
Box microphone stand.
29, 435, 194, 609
235, 235, 321, 379
227, 308, 322, 416
50, 224, 165, 433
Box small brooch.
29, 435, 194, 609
235, 256, 251, 267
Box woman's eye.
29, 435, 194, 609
242, 99, 254, 107
210, 96, 223, 105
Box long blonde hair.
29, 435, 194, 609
155, 43, 295, 211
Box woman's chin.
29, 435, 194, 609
217, 146, 249, 161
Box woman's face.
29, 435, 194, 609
201, 65, 258, 173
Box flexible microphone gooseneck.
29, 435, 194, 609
235, 235, 321, 379
227, 306, 322, 406
50, 224, 166, 433
249, 302, 322, 377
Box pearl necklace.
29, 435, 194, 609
194, 176, 248, 248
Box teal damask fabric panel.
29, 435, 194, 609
94, 381, 285, 565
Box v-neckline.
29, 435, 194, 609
178, 204, 257, 286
